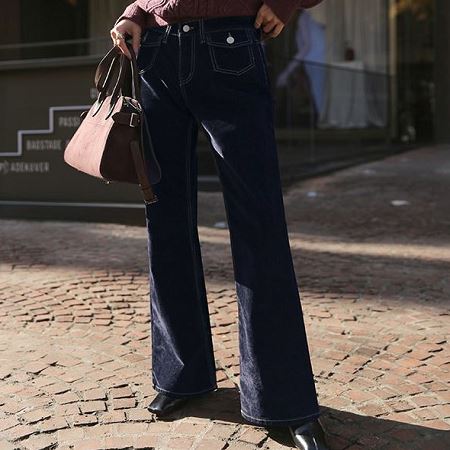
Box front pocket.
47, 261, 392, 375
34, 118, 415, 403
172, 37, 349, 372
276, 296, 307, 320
137, 28, 165, 74
205, 28, 255, 76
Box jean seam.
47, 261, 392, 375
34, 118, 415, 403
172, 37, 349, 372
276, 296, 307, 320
180, 34, 196, 86
206, 33, 252, 48
199, 17, 206, 43
204, 26, 258, 34
138, 38, 163, 75
162, 25, 171, 43
209, 47, 254, 76
153, 383, 218, 397
241, 409, 320, 424
184, 119, 217, 384
255, 41, 270, 88
149, 244, 157, 393
207, 36, 255, 76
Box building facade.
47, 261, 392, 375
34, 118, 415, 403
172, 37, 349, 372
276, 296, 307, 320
0, 0, 444, 219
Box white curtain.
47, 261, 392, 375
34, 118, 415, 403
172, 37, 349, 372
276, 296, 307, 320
325, 0, 388, 72
320, 0, 389, 128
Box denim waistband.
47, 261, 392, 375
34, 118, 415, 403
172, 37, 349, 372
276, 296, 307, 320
142, 15, 262, 43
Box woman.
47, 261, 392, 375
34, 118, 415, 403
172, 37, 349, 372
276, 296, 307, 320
276, 9, 327, 119
110, 2, 328, 449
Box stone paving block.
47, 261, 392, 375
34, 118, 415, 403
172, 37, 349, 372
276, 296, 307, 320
83, 424, 115, 439
116, 422, 150, 435
54, 403, 80, 416
103, 436, 136, 449
0, 418, 19, 433
174, 420, 210, 435
38, 417, 69, 433
82, 389, 106, 401
80, 400, 106, 414
238, 427, 268, 445
165, 436, 195, 449
0, 439, 16, 450
133, 433, 159, 449
125, 408, 153, 422
71, 415, 98, 427
205, 422, 238, 440
21, 433, 58, 450
4, 424, 37, 441
147, 421, 173, 433
22, 362, 50, 375
195, 438, 227, 450
109, 386, 134, 399
1, 146, 450, 449
101, 411, 127, 424
225, 442, 255, 450
57, 427, 85, 443
72, 438, 105, 450
20, 409, 52, 425
54, 392, 79, 405
42, 382, 70, 395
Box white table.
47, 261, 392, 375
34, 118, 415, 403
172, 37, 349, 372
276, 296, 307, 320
319, 60, 386, 129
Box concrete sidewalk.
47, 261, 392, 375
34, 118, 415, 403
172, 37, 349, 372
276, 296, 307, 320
0, 146, 449, 449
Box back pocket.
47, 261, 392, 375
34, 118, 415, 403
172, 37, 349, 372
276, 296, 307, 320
205, 28, 255, 76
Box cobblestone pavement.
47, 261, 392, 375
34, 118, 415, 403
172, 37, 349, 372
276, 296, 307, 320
0, 146, 449, 450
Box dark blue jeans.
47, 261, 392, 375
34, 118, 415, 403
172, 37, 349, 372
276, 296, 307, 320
137, 15, 320, 427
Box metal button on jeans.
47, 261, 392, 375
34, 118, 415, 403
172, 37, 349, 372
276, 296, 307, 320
226, 33, 235, 44
182, 24, 190, 32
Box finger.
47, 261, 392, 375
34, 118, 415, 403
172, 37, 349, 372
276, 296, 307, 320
262, 19, 277, 34
111, 29, 124, 46
268, 23, 284, 38
111, 28, 131, 58
254, 8, 265, 28
110, 29, 118, 45
117, 39, 131, 59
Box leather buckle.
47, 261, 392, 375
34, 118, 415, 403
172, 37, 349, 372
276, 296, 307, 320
144, 195, 158, 204
129, 113, 140, 127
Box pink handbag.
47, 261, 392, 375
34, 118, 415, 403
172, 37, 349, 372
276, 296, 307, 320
64, 42, 161, 204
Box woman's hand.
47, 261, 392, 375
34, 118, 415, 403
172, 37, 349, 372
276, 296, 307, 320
254, 4, 285, 40
110, 19, 142, 59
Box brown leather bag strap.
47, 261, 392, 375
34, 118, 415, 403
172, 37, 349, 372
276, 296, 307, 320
130, 140, 158, 204
106, 43, 142, 116
125, 42, 158, 204
92, 52, 122, 116
112, 111, 140, 127
95, 42, 141, 100
107, 53, 129, 117
128, 44, 141, 102
94, 45, 121, 91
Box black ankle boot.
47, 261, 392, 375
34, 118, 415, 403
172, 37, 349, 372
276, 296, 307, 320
147, 392, 190, 417
288, 418, 330, 450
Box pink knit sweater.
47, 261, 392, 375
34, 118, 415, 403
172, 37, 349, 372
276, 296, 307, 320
116, 1, 324, 29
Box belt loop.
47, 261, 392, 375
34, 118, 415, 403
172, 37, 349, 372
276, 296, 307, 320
162, 24, 171, 43
199, 18, 205, 44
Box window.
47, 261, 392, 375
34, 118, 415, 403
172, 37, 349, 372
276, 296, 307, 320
0, 0, 130, 61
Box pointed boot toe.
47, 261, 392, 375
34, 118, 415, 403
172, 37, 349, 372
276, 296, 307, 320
147, 392, 189, 417
288, 418, 330, 450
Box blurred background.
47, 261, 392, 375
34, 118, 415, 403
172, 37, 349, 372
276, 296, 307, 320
0, 0, 447, 222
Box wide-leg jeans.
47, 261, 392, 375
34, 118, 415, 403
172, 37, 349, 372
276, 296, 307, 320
137, 15, 320, 427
